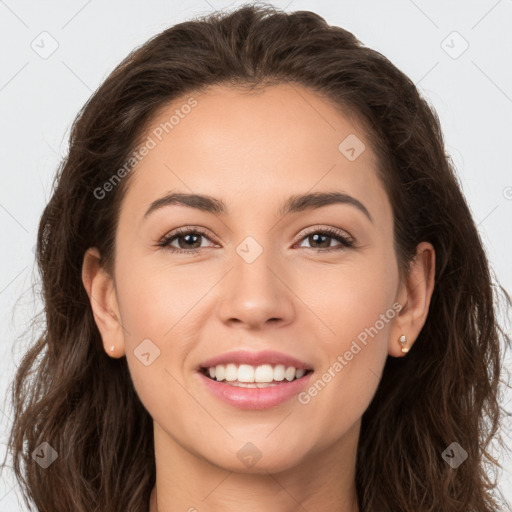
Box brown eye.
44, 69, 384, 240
172, 232, 203, 250
158, 228, 215, 253
296, 228, 354, 252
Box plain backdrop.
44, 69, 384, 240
1, 0, 511, 510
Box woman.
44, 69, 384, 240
3, 3, 510, 511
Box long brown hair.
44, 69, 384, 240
2, 3, 510, 511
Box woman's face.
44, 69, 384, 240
91, 83, 414, 473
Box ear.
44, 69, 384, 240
81, 247, 126, 358
389, 241, 435, 357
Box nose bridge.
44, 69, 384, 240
217, 232, 294, 327
232, 232, 280, 297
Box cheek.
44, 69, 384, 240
295, 243, 398, 346
113, 255, 210, 412
115, 252, 213, 338
294, 248, 398, 431
296, 305, 394, 451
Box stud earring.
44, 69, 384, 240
399, 335, 409, 354
110, 345, 115, 353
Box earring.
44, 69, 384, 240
110, 345, 115, 353
399, 335, 409, 354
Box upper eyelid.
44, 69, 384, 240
296, 225, 352, 239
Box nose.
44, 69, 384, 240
216, 245, 295, 330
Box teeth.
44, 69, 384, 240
215, 365, 225, 381
284, 366, 295, 381
225, 364, 238, 381
295, 368, 306, 379
238, 364, 255, 382
273, 364, 285, 381
254, 364, 273, 382
206, 363, 309, 383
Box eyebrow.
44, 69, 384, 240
143, 191, 373, 223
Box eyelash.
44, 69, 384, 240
157, 226, 355, 254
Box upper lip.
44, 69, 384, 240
199, 350, 314, 370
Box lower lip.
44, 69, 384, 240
197, 371, 314, 410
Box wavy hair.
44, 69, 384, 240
2, 3, 511, 511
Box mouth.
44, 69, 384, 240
199, 363, 314, 388
196, 349, 315, 409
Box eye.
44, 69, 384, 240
157, 227, 215, 254
294, 227, 354, 252
157, 226, 355, 254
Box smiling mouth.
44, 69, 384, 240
199, 365, 314, 388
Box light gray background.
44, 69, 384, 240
1, 0, 511, 510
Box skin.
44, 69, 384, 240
82, 83, 435, 512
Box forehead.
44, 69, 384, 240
119, 83, 390, 226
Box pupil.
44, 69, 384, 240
181, 234, 200, 248
311, 233, 329, 248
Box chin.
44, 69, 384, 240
203, 438, 312, 475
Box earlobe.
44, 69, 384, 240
389, 241, 436, 358
81, 247, 125, 358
